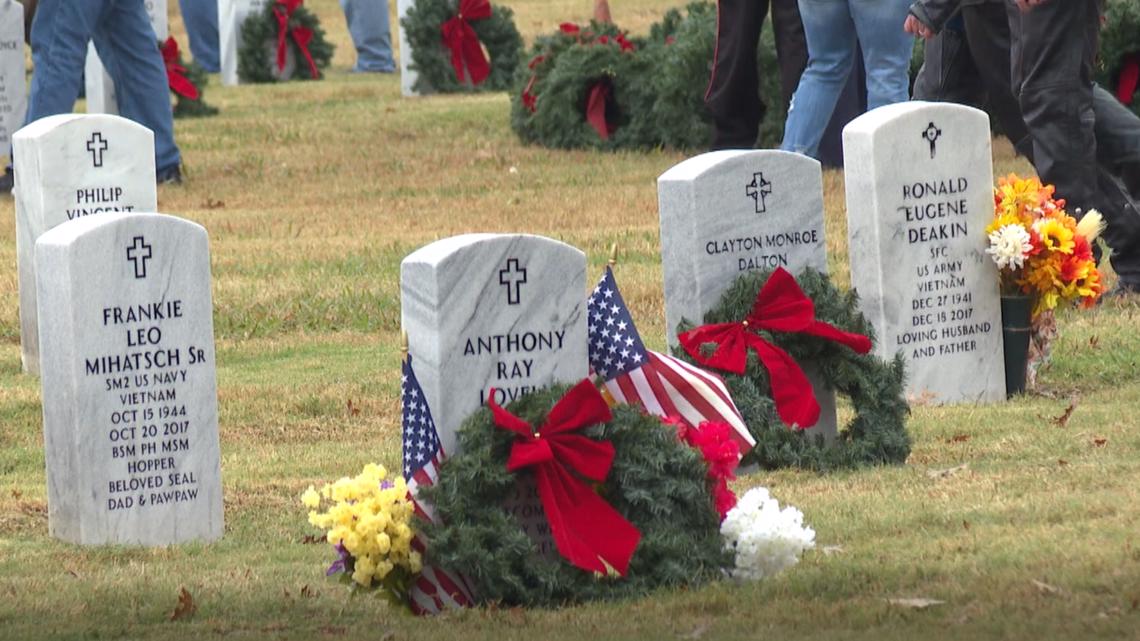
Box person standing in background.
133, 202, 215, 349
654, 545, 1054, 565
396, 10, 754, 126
780, 0, 913, 159
178, 0, 221, 72
341, 0, 395, 73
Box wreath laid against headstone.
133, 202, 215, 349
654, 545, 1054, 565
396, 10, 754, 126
237, 0, 333, 83
401, 0, 522, 93
162, 37, 218, 118
1100, 0, 1140, 116
675, 268, 911, 471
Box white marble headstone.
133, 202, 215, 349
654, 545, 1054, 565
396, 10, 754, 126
843, 101, 1004, 403
85, 0, 168, 115
401, 234, 588, 555
0, 0, 25, 156
36, 212, 223, 545
219, 0, 270, 86
13, 114, 157, 375
396, 0, 421, 97
659, 149, 836, 439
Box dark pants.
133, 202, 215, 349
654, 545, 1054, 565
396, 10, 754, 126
705, 0, 806, 149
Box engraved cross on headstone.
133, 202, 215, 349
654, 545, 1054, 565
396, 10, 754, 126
745, 171, 773, 214
921, 122, 942, 159
126, 235, 152, 279
86, 132, 109, 167
498, 258, 527, 305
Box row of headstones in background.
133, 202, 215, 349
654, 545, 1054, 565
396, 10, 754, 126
84, 0, 168, 115
0, 0, 27, 156
219, 0, 270, 86
844, 102, 1004, 403
14, 114, 158, 375
658, 149, 838, 439
11, 111, 222, 545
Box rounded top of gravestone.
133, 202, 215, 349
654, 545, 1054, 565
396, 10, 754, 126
35, 211, 203, 249
401, 233, 585, 268
13, 113, 154, 142
842, 101, 988, 139
658, 149, 820, 183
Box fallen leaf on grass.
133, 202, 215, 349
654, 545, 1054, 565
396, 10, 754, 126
347, 399, 361, 417
1050, 400, 1078, 427
946, 434, 971, 444
202, 198, 225, 210
1089, 335, 1099, 348
1032, 579, 1065, 596
887, 598, 945, 609
170, 587, 196, 621
10, 489, 21, 499
1058, 459, 1069, 466
963, 520, 970, 531
300, 534, 323, 544
1093, 438, 1108, 448
927, 464, 969, 479
300, 584, 317, 598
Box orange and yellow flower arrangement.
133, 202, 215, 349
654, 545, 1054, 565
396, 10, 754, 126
986, 174, 1106, 315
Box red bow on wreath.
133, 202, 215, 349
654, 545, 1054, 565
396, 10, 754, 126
1117, 53, 1139, 106
274, 0, 320, 79
586, 80, 615, 140
489, 379, 641, 576
678, 267, 872, 429
161, 37, 200, 101
441, 0, 492, 86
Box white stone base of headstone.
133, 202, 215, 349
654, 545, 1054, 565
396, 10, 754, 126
0, 0, 26, 157
13, 114, 158, 375
397, 0, 422, 96
36, 212, 223, 545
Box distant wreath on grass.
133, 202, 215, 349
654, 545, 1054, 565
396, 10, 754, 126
238, 0, 334, 83
1100, 0, 1140, 115
421, 385, 729, 607
401, 0, 522, 93
675, 268, 911, 472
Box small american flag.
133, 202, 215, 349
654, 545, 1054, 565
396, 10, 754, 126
588, 266, 755, 453
402, 354, 476, 615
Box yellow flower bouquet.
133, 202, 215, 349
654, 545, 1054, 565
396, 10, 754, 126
987, 174, 1106, 316
302, 463, 422, 604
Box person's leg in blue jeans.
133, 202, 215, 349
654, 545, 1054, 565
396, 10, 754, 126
92, 0, 181, 175
178, 0, 221, 73
780, 0, 856, 158
340, 0, 395, 72
849, 0, 912, 110
24, 0, 94, 121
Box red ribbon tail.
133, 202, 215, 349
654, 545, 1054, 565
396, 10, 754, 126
538, 465, 641, 576
1118, 55, 1139, 105
802, 321, 873, 354
750, 337, 820, 429
461, 30, 491, 85
291, 26, 319, 79
441, 18, 468, 82
168, 66, 200, 100
274, 7, 290, 72
586, 82, 611, 140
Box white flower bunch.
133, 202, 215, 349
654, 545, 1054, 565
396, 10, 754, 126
986, 224, 1033, 270
720, 487, 815, 581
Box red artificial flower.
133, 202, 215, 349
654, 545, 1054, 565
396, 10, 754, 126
559, 22, 580, 35
668, 417, 740, 520
665, 35, 676, 45
1072, 234, 1093, 262
597, 34, 610, 45
1027, 228, 1044, 256
616, 33, 635, 52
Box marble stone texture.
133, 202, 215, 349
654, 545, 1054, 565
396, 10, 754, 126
14, 114, 157, 375
36, 212, 223, 545
400, 234, 589, 456
85, 0, 168, 114
659, 149, 836, 440
396, 0, 421, 97
843, 101, 1004, 404
0, 0, 25, 155
219, 0, 270, 86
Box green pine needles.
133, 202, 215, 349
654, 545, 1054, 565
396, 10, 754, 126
422, 386, 729, 607
238, 3, 334, 83
401, 0, 522, 93
675, 268, 912, 472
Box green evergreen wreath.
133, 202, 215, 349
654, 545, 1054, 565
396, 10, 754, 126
675, 268, 911, 472
237, 2, 334, 83
173, 60, 219, 118
1099, 0, 1140, 116
401, 0, 522, 93
421, 386, 729, 607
